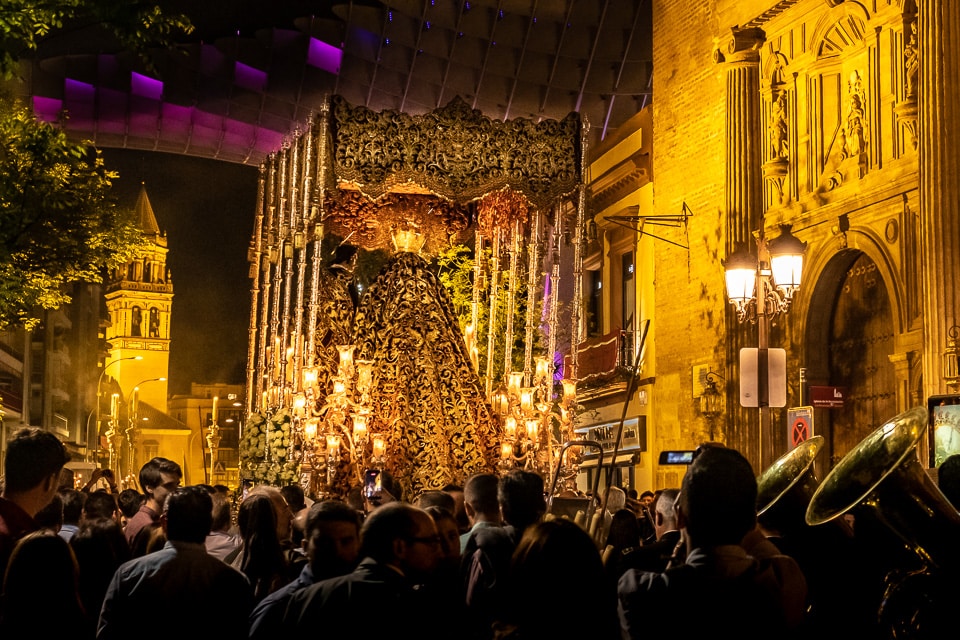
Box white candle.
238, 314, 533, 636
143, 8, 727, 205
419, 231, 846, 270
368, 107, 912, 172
212, 396, 219, 424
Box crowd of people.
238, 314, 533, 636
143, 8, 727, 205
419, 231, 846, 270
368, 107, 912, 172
1, 425, 959, 639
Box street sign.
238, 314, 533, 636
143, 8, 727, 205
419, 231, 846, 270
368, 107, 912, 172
810, 386, 847, 408
739, 348, 787, 408
787, 406, 814, 447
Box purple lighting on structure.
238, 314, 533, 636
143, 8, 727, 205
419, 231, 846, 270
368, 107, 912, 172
65, 78, 95, 101
307, 38, 343, 74
32, 96, 63, 123
131, 72, 163, 100
235, 62, 268, 92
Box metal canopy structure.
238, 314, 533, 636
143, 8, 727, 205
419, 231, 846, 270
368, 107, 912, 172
21, 0, 652, 165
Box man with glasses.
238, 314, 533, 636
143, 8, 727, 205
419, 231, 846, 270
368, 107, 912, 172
281, 501, 444, 639
124, 456, 182, 547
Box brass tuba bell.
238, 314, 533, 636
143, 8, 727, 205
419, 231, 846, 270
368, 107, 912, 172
756, 435, 826, 537
805, 406, 960, 571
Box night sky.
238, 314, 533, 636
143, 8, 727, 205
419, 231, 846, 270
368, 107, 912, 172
101, 149, 259, 397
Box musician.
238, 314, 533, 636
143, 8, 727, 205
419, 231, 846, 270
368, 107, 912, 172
617, 446, 806, 640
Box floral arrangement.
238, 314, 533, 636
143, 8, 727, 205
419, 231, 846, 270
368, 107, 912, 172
238, 408, 301, 486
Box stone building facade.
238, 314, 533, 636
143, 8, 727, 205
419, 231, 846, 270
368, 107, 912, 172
642, 0, 957, 481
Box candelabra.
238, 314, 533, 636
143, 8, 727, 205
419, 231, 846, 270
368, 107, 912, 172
493, 356, 578, 482
293, 345, 377, 496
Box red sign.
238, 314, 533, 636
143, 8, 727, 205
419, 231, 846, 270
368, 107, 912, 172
787, 406, 814, 447
810, 386, 847, 408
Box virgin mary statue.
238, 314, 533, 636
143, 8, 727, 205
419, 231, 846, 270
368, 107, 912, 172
352, 226, 501, 500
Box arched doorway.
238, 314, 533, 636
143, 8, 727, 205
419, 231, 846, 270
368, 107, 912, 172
828, 253, 897, 462
805, 250, 897, 467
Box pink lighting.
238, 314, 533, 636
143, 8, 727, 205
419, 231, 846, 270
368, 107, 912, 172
130, 72, 163, 100
307, 37, 343, 74
235, 62, 267, 92
65, 78, 95, 102
32, 96, 62, 123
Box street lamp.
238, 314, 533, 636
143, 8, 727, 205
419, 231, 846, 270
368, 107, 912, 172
724, 224, 806, 469
126, 377, 165, 481
92, 355, 143, 464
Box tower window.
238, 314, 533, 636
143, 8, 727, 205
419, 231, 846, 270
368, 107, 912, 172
149, 308, 160, 337
131, 306, 142, 337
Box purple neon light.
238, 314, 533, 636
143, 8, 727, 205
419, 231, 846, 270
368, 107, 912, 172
32, 96, 63, 123
131, 72, 163, 100
235, 62, 267, 92
307, 37, 343, 74
65, 78, 95, 101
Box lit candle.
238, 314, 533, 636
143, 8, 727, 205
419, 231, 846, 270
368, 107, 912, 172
302, 367, 318, 390
372, 435, 386, 459
326, 434, 341, 458
520, 388, 535, 415
337, 345, 355, 377
352, 413, 368, 440
333, 380, 346, 395
212, 396, 218, 424
491, 390, 505, 416
304, 418, 319, 441
501, 442, 514, 459
504, 416, 517, 438
292, 393, 306, 417
526, 419, 538, 440
562, 379, 577, 404
535, 356, 551, 382
110, 393, 119, 420
508, 371, 524, 398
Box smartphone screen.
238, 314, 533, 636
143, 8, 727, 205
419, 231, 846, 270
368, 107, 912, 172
363, 468, 382, 500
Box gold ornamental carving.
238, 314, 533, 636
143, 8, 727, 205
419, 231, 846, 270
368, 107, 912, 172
330, 95, 581, 211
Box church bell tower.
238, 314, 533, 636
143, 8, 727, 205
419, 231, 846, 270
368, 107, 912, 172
103, 183, 172, 413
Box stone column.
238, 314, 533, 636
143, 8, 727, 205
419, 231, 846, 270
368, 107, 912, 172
919, 2, 960, 398
719, 27, 766, 466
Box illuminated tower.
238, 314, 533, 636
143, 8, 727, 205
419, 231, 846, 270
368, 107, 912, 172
103, 183, 172, 413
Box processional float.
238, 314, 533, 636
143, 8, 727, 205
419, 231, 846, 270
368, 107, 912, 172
239, 95, 591, 501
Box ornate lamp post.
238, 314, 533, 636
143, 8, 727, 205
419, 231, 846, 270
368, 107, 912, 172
724, 224, 806, 469
126, 377, 165, 483
206, 395, 221, 485
93, 355, 142, 465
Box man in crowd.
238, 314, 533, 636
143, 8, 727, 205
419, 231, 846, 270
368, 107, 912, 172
618, 446, 806, 639
0, 427, 70, 579
124, 456, 182, 547
98, 485, 251, 639
248, 498, 361, 639
281, 501, 443, 639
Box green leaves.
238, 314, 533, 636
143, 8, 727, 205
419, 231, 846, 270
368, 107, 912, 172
0, 0, 193, 80
0, 95, 145, 330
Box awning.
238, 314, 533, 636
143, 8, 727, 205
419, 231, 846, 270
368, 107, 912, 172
579, 452, 639, 469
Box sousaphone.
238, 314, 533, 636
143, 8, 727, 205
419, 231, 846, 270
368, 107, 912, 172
806, 405, 960, 571
756, 435, 825, 537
